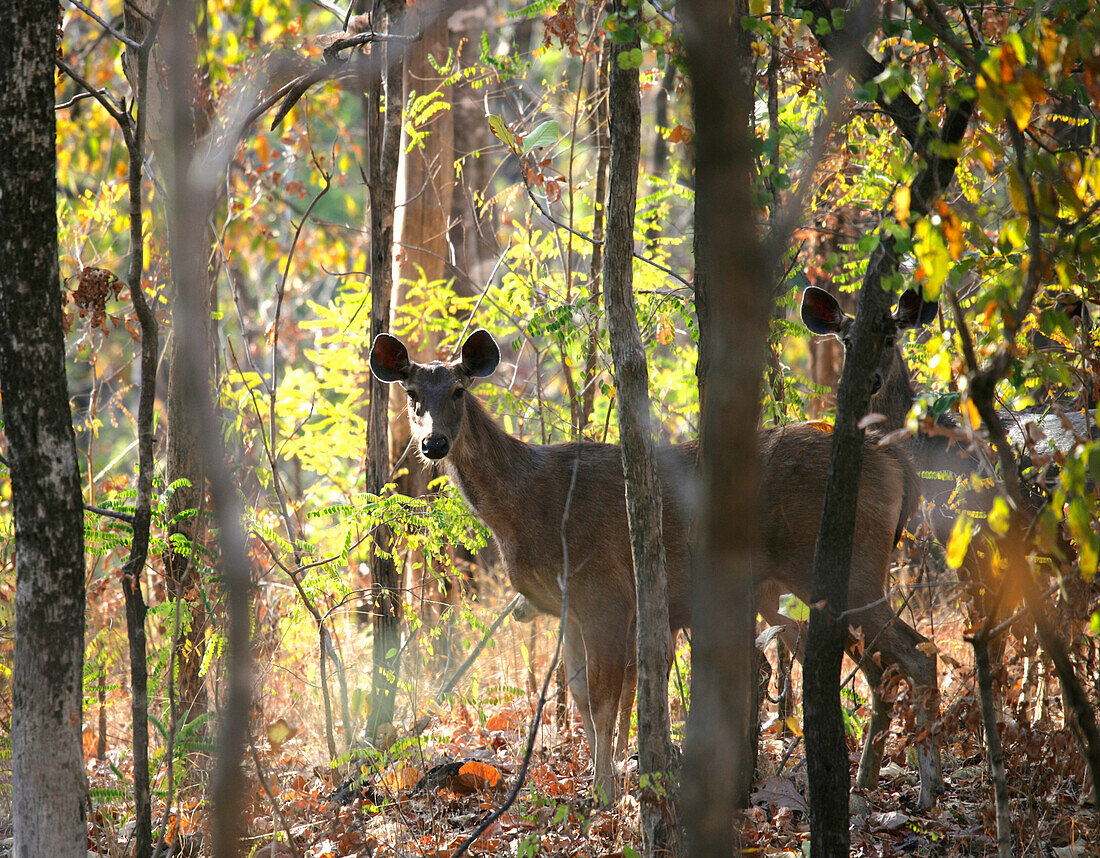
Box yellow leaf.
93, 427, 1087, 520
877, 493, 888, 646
1009, 88, 1033, 131
1080, 536, 1098, 580
965, 397, 982, 429
988, 496, 1010, 536
946, 513, 977, 570
265, 717, 298, 748
785, 716, 803, 737
893, 185, 911, 224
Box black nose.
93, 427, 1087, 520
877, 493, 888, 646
421, 435, 450, 460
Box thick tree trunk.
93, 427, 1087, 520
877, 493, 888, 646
679, 0, 764, 854
1, 5, 88, 855
365, 0, 407, 738
602, 2, 675, 849
448, 0, 498, 291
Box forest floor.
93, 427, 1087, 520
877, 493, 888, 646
10, 570, 1100, 857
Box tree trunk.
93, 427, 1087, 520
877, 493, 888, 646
1, 5, 88, 855
391, 0, 458, 644
602, 2, 675, 848
803, 258, 896, 858
163, 3, 255, 853
123, 0, 211, 738
364, 0, 407, 739
678, 0, 765, 854
448, 0, 498, 291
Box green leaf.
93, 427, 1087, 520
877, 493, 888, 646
618, 47, 644, 69
522, 119, 560, 154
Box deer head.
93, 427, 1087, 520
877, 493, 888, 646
369, 329, 501, 461
801, 286, 937, 430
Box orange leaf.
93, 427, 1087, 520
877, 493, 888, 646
657, 317, 674, 345
485, 712, 514, 732
382, 765, 420, 792
458, 760, 502, 790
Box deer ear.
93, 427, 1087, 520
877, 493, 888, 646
801, 286, 848, 336
894, 289, 937, 330
459, 329, 500, 378
370, 334, 412, 383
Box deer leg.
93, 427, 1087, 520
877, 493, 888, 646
854, 655, 891, 792
582, 624, 628, 805
563, 625, 596, 755
616, 660, 636, 762
856, 602, 944, 810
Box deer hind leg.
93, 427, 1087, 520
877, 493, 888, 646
854, 601, 944, 810
563, 625, 596, 755
616, 660, 636, 762
579, 621, 629, 805
565, 622, 628, 804
853, 654, 891, 793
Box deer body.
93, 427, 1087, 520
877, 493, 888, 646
371, 329, 936, 804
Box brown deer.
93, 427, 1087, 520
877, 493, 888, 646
801, 285, 1092, 537
801, 286, 1083, 692
370, 328, 943, 806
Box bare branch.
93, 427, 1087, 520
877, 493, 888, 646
64, 0, 141, 49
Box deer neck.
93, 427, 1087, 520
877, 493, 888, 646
872, 349, 919, 432
444, 393, 536, 539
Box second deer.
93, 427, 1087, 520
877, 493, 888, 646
370, 328, 943, 807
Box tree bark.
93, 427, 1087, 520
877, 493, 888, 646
973, 632, 1013, 858
1, 4, 88, 855
602, 2, 675, 849
364, 0, 407, 739
118, 20, 160, 855
448, 0, 498, 291
679, 0, 765, 854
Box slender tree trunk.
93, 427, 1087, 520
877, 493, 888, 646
581, 43, 610, 432
391, 0, 457, 646
973, 632, 1013, 858
602, 1, 675, 848
2, 6, 88, 856
679, 0, 764, 854
804, 242, 897, 858
364, 0, 407, 738
164, 3, 254, 853
123, 0, 211, 738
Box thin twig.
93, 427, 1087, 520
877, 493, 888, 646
65, 0, 142, 49
83, 503, 135, 524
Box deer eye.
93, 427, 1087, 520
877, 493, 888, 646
407, 390, 420, 403
452, 388, 463, 400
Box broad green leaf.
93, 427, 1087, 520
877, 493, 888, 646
522, 119, 560, 154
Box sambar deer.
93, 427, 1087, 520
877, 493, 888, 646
802, 285, 1091, 544
370, 328, 942, 806
802, 287, 1090, 683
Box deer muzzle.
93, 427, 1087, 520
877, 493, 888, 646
421, 435, 450, 460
